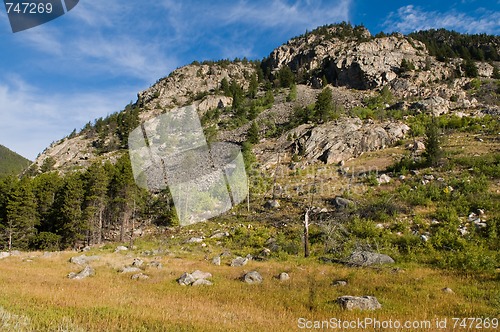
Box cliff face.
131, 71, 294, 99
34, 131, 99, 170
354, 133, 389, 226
32, 25, 499, 173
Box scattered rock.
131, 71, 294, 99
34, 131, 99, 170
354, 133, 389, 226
332, 196, 353, 209
243, 271, 263, 284
333, 280, 348, 287
337, 296, 381, 311
423, 174, 435, 181
191, 270, 212, 280
115, 246, 128, 253
0, 252, 10, 259
69, 254, 100, 266
131, 273, 150, 280
231, 256, 249, 267
120, 266, 142, 274
186, 237, 204, 244
212, 256, 221, 266
81, 246, 91, 252
346, 251, 395, 267
132, 258, 144, 267
377, 174, 392, 185
9, 250, 21, 256
68, 265, 95, 280
264, 200, 280, 209
149, 261, 163, 269
442, 287, 454, 294
210, 232, 229, 239
178, 273, 196, 286
192, 279, 213, 286
178, 270, 213, 286
279, 272, 290, 281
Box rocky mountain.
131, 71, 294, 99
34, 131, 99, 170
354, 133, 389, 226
0, 144, 30, 175
32, 23, 499, 173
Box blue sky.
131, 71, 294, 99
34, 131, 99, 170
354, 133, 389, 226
0, 0, 498, 160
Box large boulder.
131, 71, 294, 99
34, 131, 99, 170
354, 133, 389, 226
337, 296, 381, 310
279, 118, 410, 166
68, 265, 95, 280
69, 254, 100, 266
346, 251, 395, 266
231, 256, 249, 267
178, 270, 213, 286
242, 271, 263, 284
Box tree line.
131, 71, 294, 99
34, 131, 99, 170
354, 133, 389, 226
0, 154, 176, 251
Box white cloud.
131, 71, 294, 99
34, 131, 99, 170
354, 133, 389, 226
0, 77, 139, 159
383, 5, 500, 34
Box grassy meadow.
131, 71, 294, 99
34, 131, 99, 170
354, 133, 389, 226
0, 246, 498, 331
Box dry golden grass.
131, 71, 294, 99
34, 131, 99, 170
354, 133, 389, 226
0, 249, 498, 331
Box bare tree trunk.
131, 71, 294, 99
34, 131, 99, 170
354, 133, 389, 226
8, 230, 12, 252
304, 208, 310, 258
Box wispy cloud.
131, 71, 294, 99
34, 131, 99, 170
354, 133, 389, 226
383, 5, 500, 34
0, 77, 139, 159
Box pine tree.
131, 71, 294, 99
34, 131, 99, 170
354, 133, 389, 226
462, 59, 478, 78
314, 87, 334, 122
53, 173, 86, 249
248, 73, 259, 98
247, 121, 260, 144
4, 179, 39, 250
423, 117, 442, 167
83, 162, 109, 245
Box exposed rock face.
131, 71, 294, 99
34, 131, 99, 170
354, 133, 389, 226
265, 28, 430, 90
272, 118, 410, 165
337, 296, 381, 310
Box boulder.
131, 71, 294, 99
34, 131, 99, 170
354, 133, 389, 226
178, 272, 196, 286
264, 200, 280, 209
191, 270, 212, 280
346, 251, 395, 266
192, 279, 213, 286
132, 258, 144, 267
68, 265, 95, 280
231, 256, 249, 267
377, 174, 392, 185
279, 272, 290, 281
69, 254, 100, 266
337, 296, 381, 310
0, 252, 10, 260
243, 271, 263, 284
332, 196, 353, 209
149, 261, 163, 269
186, 237, 204, 244
178, 270, 213, 286
131, 273, 150, 280
210, 232, 229, 239
442, 287, 454, 294
333, 280, 348, 287
114, 246, 128, 252
212, 256, 221, 266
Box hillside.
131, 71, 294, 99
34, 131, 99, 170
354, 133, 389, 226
0, 22, 499, 330
0, 144, 30, 176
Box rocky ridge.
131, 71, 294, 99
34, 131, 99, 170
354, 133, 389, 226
32, 25, 499, 173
